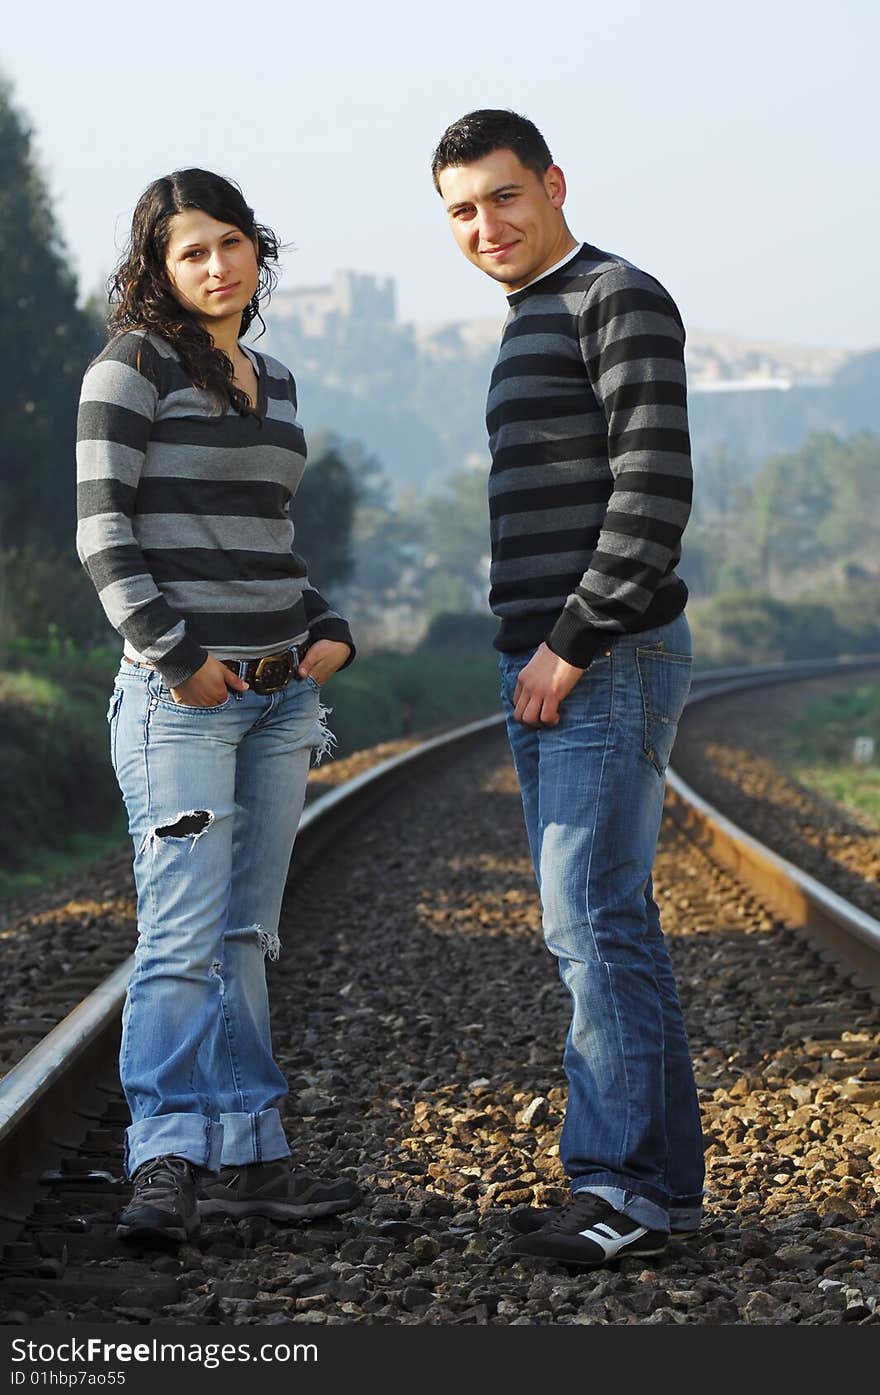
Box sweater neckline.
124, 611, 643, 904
239, 344, 267, 419
506, 242, 601, 305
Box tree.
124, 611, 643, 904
420, 468, 491, 614
292, 446, 359, 589
0, 76, 102, 550
747, 431, 880, 590
814, 431, 880, 561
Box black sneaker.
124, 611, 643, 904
509, 1203, 697, 1240
117, 1155, 200, 1244
198, 1160, 361, 1221
510, 1192, 667, 1267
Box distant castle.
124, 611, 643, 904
269, 270, 850, 391
271, 270, 396, 338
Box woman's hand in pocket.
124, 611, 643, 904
297, 640, 351, 687
170, 656, 248, 706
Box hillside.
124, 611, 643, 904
258, 272, 879, 490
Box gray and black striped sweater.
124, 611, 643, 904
76, 331, 354, 687
487, 242, 692, 667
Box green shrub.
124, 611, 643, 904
418, 610, 497, 656
689, 585, 880, 669
327, 651, 500, 753
0, 671, 121, 872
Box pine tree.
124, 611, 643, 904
0, 76, 102, 549
292, 447, 359, 587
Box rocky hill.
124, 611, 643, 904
258, 273, 878, 490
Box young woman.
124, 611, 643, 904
76, 169, 359, 1243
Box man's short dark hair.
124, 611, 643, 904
431, 109, 553, 191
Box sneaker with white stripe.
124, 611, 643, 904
509, 1204, 698, 1240
510, 1192, 667, 1268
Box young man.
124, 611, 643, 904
432, 109, 704, 1268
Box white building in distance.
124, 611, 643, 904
271, 271, 396, 338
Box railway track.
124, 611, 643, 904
0, 658, 878, 1326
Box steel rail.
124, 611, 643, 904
667, 654, 880, 993
1, 659, 879, 1187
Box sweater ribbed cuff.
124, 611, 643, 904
308, 618, 356, 669
154, 637, 209, 688
546, 610, 612, 670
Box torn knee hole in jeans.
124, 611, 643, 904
156, 809, 212, 839
141, 809, 213, 854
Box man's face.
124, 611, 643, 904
437, 148, 570, 292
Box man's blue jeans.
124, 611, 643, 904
499, 612, 704, 1233
108, 662, 329, 1178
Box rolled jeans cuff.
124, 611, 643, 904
574, 1183, 671, 1234
219, 1107, 290, 1166
125, 1113, 224, 1178
668, 1199, 704, 1233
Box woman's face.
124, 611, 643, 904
164, 208, 259, 328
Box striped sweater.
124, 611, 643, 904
486, 242, 692, 667
76, 330, 354, 687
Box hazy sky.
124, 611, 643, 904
4, 0, 877, 348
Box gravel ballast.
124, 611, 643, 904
2, 717, 878, 1326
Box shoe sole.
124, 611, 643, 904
512, 1236, 669, 1268
198, 1195, 357, 1221
117, 1216, 199, 1245
508, 1209, 699, 1240
550, 1242, 668, 1269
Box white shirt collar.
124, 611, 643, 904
514, 241, 583, 293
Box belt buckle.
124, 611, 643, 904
252, 649, 296, 694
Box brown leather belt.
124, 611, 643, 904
221, 647, 303, 694
123, 645, 305, 696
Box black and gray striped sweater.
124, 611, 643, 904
76, 330, 354, 687
487, 242, 692, 667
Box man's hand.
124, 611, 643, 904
170, 655, 248, 707
298, 639, 352, 687
513, 643, 585, 727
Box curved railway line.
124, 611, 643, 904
0, 658, 878, 1326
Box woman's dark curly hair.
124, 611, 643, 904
108, 169, 280, 414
